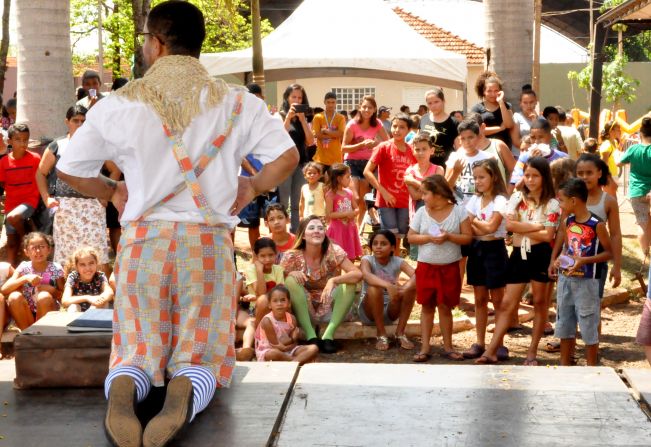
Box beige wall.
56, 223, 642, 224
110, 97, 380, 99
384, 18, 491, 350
540, 62, 651, 120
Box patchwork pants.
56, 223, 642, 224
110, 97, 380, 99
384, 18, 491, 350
110, 221, 236, 387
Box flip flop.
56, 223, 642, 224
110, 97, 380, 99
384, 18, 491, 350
496, 345, 510, 361
475, 355, 497, 365
413, 352, 432, 363
545, 341, 561, 353
441, 350, 464, 361
462, 343, 485, 359
396, 334, 415, 350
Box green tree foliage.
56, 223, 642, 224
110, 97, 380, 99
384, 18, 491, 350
71, 0, 273, 79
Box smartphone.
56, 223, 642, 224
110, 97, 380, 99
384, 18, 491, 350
294, 104, 309, 113
89, 88, 97, 98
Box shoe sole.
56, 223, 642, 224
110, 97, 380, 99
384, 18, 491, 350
105, 376, 142, 447
143, 376, 193, 447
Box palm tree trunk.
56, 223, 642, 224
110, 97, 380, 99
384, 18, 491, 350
16, 0, 74, 140
0, 0, 11, 97
484, 0, 534, 103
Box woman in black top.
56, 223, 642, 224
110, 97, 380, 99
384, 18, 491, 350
470, 71, 515, 149
278, 84, 315, 232
418, 87, 458, 168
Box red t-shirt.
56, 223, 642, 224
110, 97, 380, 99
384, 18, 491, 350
276, 233, 296, 252
0, 150, 41, 213
369, 141, 416, 209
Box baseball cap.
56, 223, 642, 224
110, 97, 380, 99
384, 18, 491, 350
379, 106, 391, 113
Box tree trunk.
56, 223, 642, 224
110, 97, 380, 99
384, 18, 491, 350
16, 0, 74, 140
0, 0, 11, 97
131, 0, 150, 79
484, 0, 534, 104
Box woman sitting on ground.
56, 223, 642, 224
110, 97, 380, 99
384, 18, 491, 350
280, 215, 362, 354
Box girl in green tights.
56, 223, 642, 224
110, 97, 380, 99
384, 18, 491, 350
280, 215, 362, 353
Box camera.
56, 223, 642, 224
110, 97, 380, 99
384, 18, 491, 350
293, 104, 310, 114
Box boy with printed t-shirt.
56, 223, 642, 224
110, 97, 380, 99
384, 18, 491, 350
550, 178, 612, 366
445, 120, 491, 206
0, 123, 41, 266
312, 92, 346, 175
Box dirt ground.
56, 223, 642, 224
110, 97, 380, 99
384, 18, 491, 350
233, 191, 650, 370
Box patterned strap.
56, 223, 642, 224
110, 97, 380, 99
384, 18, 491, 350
140, 92, 244, 224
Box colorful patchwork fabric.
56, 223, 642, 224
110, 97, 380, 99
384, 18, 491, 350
111, 221, 237, 387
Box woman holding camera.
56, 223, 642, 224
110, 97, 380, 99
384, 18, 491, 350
279, 84, 315, 232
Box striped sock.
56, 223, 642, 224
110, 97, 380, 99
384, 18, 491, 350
104, 366, 151, 403
172, 366, 216, 422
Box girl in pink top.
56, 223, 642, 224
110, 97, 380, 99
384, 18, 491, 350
341, 95, 389, 228
325, 163, 363, 260
254, 285, 318, 364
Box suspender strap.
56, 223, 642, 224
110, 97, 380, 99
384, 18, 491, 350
140, 92, 244, 224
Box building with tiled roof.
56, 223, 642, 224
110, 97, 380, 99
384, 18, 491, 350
393, 7, 485, 66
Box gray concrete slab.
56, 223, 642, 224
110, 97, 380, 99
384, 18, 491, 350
276, 364, 651, 447
0, 360, 297, 447
623, 368, 651, 406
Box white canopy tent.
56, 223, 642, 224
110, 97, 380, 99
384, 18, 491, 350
200, 0, 468, 90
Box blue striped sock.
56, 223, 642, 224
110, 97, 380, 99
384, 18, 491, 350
172, 366, 216, 422
104, 366, 151, 403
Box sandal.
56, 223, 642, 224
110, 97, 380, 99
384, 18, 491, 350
462, 343, 485, 359
413, 352, 432, 363
441, 350, 464, 361
496, 345, 510, 362
543, 322, 554, 336
523, 358, 539, 366
545, 341, 561, 353
396, 334, 415, 350
475, 355, 497, 365
375, 335, 390, 351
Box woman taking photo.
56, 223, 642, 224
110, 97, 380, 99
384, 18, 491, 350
279, 84, 315, 232
471, 71, 515, 150
281, 215, 362, 354
419, 88, 459, 168
342, 96, 389, 228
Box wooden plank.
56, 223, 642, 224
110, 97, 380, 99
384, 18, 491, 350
0, 360, 298, 447
623, 368, 651, 406
277, 364, 651, 446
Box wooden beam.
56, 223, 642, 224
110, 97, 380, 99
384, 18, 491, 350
589, 24, 608, 138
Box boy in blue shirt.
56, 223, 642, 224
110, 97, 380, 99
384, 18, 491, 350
550, 178, 612, 366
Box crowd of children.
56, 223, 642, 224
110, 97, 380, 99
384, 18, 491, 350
0, 77, 650, 368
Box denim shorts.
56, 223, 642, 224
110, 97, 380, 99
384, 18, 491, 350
631, 195, 650, 227
344, 159, 368, 179
378, 207, 409, 237
357, 291, 396, 326
5, 203, 35, 235
555, 275, 600, 345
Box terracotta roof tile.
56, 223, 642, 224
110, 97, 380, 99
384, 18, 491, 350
394, 7, 485, 65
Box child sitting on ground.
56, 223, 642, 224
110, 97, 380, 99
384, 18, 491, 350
0, 261, 15, 359
254, 285, 318, 364
265, 203, 296, 262
61, 246, 113, 312
235, 271, 257, 361
550, 178, 612, 366
1, 232, 64, 329
0, 123, 42, 266
359, 229, 416, 351
247, 237, 286, 328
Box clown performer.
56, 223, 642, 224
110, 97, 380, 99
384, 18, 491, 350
56, 2, 298, 447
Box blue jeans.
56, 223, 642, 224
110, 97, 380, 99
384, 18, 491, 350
378, 207, 409, 237
278, 163, 306, 233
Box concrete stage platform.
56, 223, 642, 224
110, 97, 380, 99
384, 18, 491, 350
1, 361, 650, 446
0, 360, 298, 447
276, 364, 651, 447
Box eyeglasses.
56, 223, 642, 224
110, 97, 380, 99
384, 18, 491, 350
136, 32, 165, 47
28, 244, 49, 252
